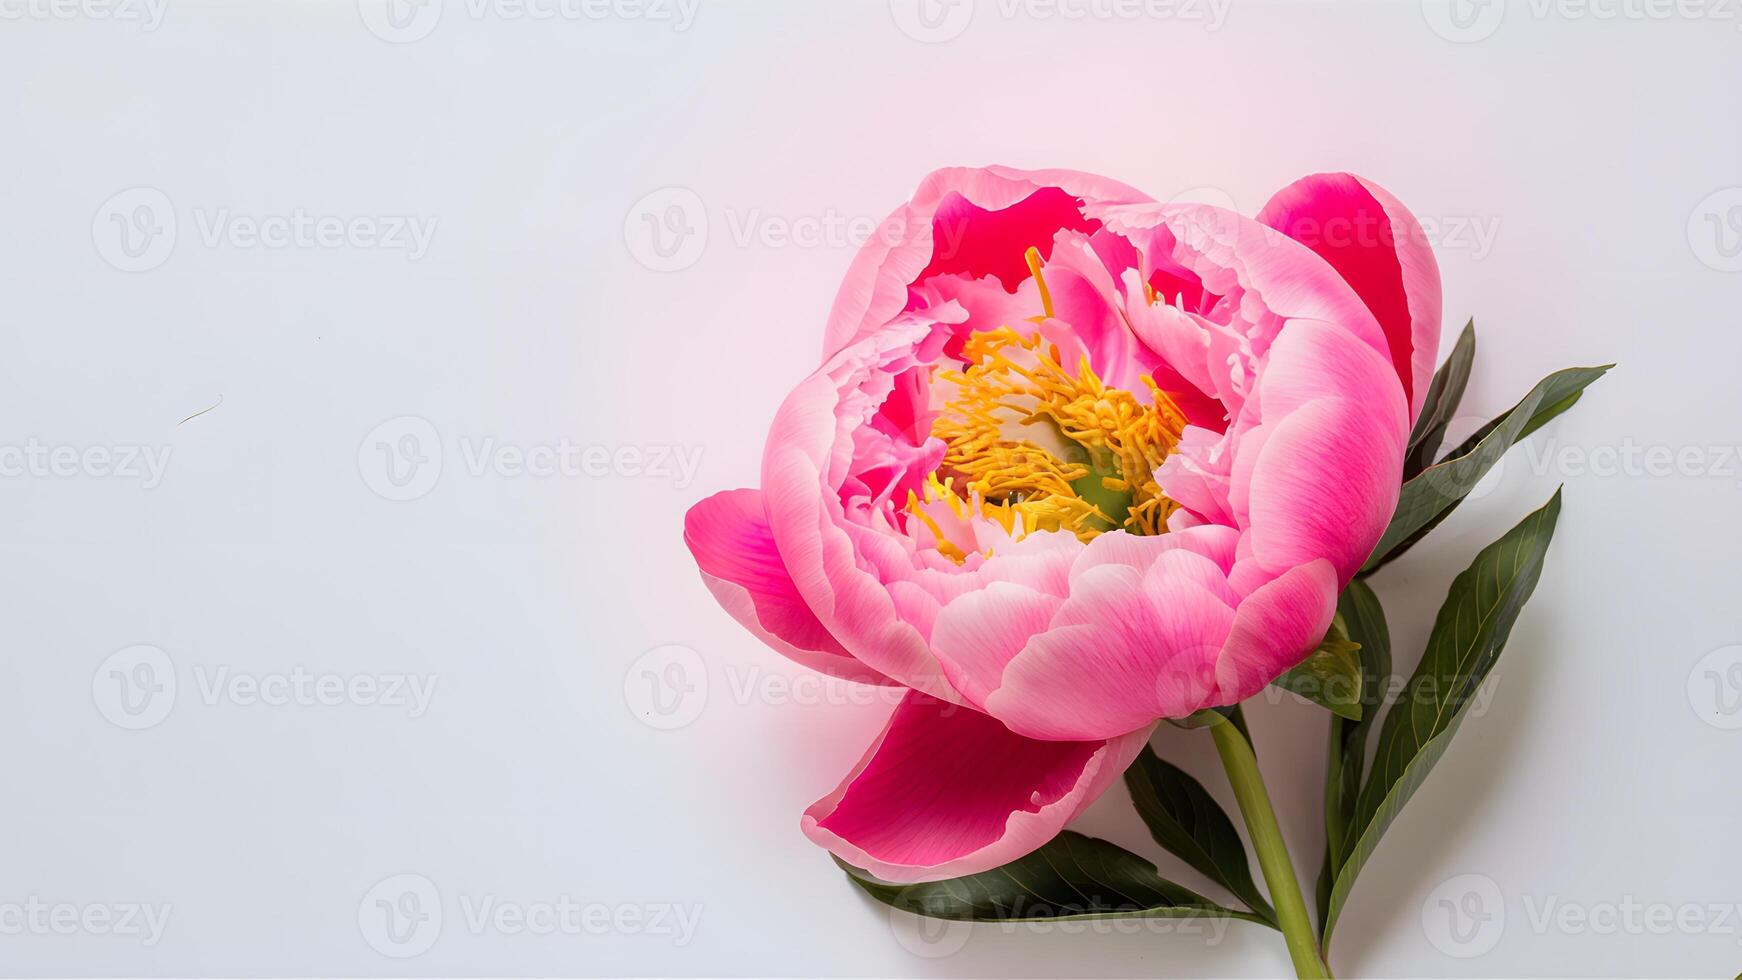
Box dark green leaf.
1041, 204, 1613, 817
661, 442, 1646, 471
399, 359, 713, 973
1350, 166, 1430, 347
1324, 490, 1564, 945
1315, 579, 1392, 927
1363, 365, 1607, 573
1123, 747, 1277, 926
837, 831, 1269, 924
1271, 616, 1363, 720
1404, 320, 1477, 480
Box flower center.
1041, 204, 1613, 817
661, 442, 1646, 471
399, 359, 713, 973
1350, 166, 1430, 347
906, 250, 1188, 558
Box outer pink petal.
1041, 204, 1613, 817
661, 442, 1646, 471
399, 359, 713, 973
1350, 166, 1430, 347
1209, 559, 1339, 705
822, 166, 1150, 356
802, 690, 1153, 883
684, 489, 894, 686
985, 554, 1236, 741
1258, 173, 1442, 422
928, 582, 1063, 709
1236, 318, 1408, 582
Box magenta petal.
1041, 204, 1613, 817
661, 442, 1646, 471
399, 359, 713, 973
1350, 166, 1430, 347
1258, 173, 1442, 422
803, 690, 1153, 883
684, 489, 893, 686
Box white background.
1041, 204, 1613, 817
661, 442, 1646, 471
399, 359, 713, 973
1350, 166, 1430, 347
2, 0, 1739, 976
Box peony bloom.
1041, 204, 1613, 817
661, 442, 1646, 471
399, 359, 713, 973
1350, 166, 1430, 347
684, 166, 1440, 882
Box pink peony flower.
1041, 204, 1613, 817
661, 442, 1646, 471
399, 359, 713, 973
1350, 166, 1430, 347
684, 166, 1440, 882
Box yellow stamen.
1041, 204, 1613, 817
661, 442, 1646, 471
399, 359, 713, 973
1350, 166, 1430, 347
1025, 247, 1055, 320
911, 326, 1189, 557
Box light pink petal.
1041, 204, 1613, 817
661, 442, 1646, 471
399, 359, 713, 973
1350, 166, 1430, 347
760, 325, 970, 703
930, 583, 1064, 708
684, 489, 893, 685
1068, 524, 1241, 583
1210, 559, 1339, 704
986, 556, 1236, 741
1093, 201, 1395, 394
803, 690, 1153, 883
1258, 173, 1442, 421
1237, 319, 1408, 582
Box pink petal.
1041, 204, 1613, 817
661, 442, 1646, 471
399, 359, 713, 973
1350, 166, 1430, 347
1258, 173, 1443, 421
685, 490, 893, 685
1210, 559, 1339, 704
803, 690, 1153, 883
1237, 319, 1408, 582
985, 554, 1236, 741
929, 582, 1063, 708
822, 166, 1149, 356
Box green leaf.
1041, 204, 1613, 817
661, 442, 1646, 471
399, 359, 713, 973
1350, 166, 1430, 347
1323, 489, 1564, 946
837, 831, 1269, 924
1123, 746, 1278, 926
1167, 703, 1252, 743
1403, 320, 1477, 480
1271, 616, 1363, 720
1315, 579, 1392, 927
1363, 365, 1607, 573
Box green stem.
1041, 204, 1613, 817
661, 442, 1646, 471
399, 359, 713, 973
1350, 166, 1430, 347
1210, 716, 1331, 979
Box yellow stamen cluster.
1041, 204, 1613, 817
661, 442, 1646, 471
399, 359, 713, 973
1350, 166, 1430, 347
909, 325, 1189, 554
